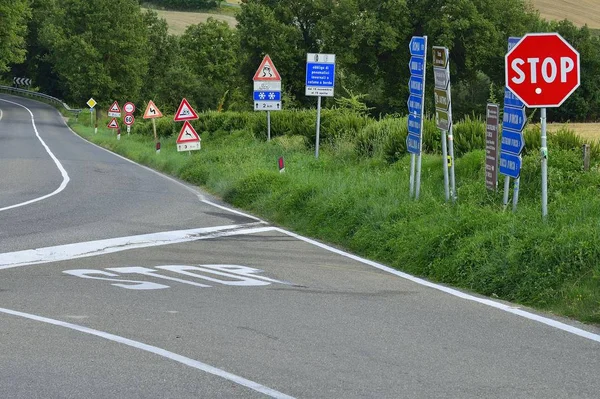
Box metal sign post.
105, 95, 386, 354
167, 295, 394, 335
433, 46, 453, 201
407, 36, 427, 199
254, 55, 282, 141
306, 53, 336, 159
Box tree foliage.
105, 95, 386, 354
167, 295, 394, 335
0, 0, 31, 73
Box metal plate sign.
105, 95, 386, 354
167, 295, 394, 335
407, 114, 422, 136
435, 109, 451, 131
503, 106, 527, 132
406, 134, 421, 155
305, 53, 336, 97
432, 46, 448, 68
407, 94, 423, 115
434, 68, 450, 89
499, 152, 522, 178
500, 129, 525, 155
254, 101, 282, 111
434, 88, 450, 111
409, 75, 424, 96
485, 104, 499, 191
409, 56, 425, 76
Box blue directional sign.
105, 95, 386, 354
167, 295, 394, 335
409, 75, 424, 96
407, 134, 421, 155
508, 36, 521, 51
503, 106, 526, 132
408, 113, 422, 136
500, 129, 525, 155
409, 36, 426, 57
407, 94, 423, 115
253, 91, 281, 101
409, 56, 425, 76
499, 152, 522, 178
504, 88, 524, 108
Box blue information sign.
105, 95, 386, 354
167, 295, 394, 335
499, 152, 522, 178
500, 129, 525, 155
503, 106, 526, 132
504, 88, 524, 108
407, 94, 423, 115
409, 75, 424, 96
409, 56, 425, 77
407, 134, 421, 155
253, 91, 281, 101
408, 113, 422, 136
409, 36, 426, 57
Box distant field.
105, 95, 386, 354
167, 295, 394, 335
146, 9, 236, 34
532, 0, 600, 29
547, 123, 600, 142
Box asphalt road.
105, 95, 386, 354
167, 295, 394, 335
1, 95, 599, 398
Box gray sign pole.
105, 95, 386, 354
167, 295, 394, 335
541, 107, 548, 217
315, 96, 322, 159
512, 178, 520, 212
441, 131, 449, 201
447, 100, 456, 201
415, 36, 428, 200
503, 176, 511, 209
409, 154, 416, 197
267, 111, 271, 141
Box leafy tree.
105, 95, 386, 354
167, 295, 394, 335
178, 18, 240, 110
38, 0, 149, 107
0, 0, 31, 73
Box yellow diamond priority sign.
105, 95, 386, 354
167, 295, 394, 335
86, 98, 97, 108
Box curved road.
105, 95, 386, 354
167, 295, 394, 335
1, 95, 599, 398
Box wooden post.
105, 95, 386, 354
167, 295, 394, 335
583, 143, 591, 171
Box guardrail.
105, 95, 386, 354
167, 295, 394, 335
0, 85, 82, 114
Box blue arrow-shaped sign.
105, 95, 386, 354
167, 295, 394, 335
407, 133, 421, 155
504, 88, 524, 109
407, 94, 423, 115
409, 56, 425, 77
500, 128, 525, 155
407, 113, 421, 136
503, 106, 526, 132
409, 36, 426, 57
409, 75, 424, 96
499, 152, 522, 178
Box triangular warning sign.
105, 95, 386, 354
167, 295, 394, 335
109, 101, 121, 113
107, 118, 119, 129
143, 100, 163, 119
253, 55, 281, 81
176, 121, 201, 143
174, 98, 199, 122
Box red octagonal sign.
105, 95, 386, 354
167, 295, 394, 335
506, 33, 580, 108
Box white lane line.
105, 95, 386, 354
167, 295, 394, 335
0, 108, 3, 121
0, 99, 70, 212
274, 227, 600, 344
0, 307, 295, 399
0, 224, 274, 270
57, 115, 263, 222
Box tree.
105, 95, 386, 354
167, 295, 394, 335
38, 0, 149, 107
178, 18, 240, 110
0, 0, 30, 73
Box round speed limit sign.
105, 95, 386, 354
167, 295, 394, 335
124, 114, 135, 126
123, 102, 136, 114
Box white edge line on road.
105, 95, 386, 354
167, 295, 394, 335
0, 99, 70, 212
272, 227, 600, 344
58, 114, 263, 222
0, 307, 295, 399
0, 224, 274, 270
0, 108, 3, 121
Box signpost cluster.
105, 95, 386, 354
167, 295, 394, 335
253, 55, 282, 141
123, 102, 135, 135
432, 46, 455, 201
407, 36, 427, 198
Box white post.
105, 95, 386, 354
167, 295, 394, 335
441, 130, 450, 201
409, 154, 416, 198
503, 176, 511, 209
541, 108, 548, 217
267, 111, 271, 142
512, 177, 520, 212
315, 96, 322, 159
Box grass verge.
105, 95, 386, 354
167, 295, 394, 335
70, 116, 600, 325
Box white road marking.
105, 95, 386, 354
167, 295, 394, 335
0, 99, 70, 212
0, 223, 274, 270
273, 227, 600, 344
0, 307, 295, 399
0, 108, 3, 121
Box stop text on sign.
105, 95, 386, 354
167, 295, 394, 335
510, 57, 575, 86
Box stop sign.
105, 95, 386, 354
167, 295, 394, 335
505, 33, 580, 108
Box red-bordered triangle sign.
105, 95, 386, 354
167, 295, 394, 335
174, 98, 199, 122
253, 55, 281, 81
109, 101, 121, 113
143, 100, 163, 119
176, 121, 201, 143
107, 118, 119, 129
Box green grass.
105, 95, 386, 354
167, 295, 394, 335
70, 115, 600, 325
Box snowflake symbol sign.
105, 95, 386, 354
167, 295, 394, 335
259, 92, 266, 100
268, 92, 276, 100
